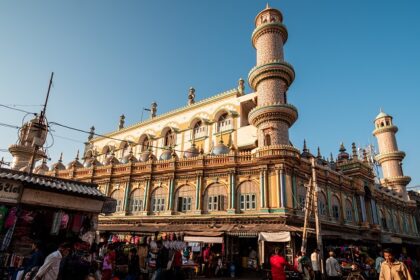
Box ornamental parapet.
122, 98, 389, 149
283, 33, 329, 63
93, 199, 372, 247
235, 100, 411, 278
372, 125, 398, 136
380, 176, 411, 187
248, 103, 298, 127
375, 151, 405, 164
251, 22, 288, 47
253, 144, 300, 161
248, 60, 295, 90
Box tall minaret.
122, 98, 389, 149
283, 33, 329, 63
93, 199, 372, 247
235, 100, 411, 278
373, 110, 411, 200
248, 4, 298, 147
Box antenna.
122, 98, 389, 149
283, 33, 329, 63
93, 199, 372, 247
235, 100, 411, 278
40, 72, 54, 122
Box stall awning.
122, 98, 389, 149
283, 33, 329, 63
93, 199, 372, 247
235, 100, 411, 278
258, 232, 290, 242
184, 236, 224, 243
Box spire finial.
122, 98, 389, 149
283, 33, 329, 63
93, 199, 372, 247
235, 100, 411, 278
330, 153, 334, 163
351, 142, 357, 159
317, 147, 321, 158
59, 152, 63, 162
75, 150, 80, 160
88, 126, 95, 141
266, 3, 270, 9
303, 139, 308, 151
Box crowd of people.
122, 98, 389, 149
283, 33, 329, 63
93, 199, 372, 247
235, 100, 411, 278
7, 238, 419, 280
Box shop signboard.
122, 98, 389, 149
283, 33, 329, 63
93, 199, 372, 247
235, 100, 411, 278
0, 179, 21, 204
21, 188, 104, 213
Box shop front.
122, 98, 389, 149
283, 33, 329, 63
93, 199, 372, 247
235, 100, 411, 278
0, 168, 113, 278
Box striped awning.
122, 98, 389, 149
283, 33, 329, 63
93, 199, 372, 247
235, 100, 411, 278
227, 231, 258, 237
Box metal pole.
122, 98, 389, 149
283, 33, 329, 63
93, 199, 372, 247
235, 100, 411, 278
311, 157, 324, 276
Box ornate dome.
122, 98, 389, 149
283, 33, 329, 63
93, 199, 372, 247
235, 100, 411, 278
105, 153, 120, 165
50, 153, 66, 171
67, 151, 83, 169
184, 144, 199, 158
212, 141, 230, 155
337, 143, 349, 161
160, 147, 177, 160
34, 159, 49, 175
300, 140, 313, 158
139, 149, 155, 162
375, 110, 390, 120
121, 150, 137, 164
83, 156, 102, 168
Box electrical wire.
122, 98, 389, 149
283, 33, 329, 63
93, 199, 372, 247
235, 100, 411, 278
0, 122, 20, 130
4, 104, 43, 108
0, 103, 36, 115
48, 121, 188, 154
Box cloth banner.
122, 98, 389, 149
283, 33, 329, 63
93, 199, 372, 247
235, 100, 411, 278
258, 232, 290, 242
184, 236, 223, 243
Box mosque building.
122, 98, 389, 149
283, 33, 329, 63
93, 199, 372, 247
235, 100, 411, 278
11, 4, 418, 257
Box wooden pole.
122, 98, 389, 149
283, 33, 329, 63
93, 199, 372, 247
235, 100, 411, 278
300, 176, 312, 254
311, 157, 324, 276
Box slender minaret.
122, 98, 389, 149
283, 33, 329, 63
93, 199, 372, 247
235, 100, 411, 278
373, 110, 411, 200
248, 4, 297, 147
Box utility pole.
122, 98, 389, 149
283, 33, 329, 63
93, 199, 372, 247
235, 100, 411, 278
28, 72, 53, 174
311, 157, 324, 276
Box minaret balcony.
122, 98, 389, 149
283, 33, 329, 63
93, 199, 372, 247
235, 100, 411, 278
372, 125, 398, 136
248, 61, 295, 90
248, 103, 298, 127
380, 176, 411, 188
375, 151, 406, 164
251, 22, 288, 47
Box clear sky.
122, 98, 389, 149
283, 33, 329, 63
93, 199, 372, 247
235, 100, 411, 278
0, 0, 419, 187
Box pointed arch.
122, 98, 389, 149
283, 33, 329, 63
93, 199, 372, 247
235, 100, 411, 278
110, 189, 124, 213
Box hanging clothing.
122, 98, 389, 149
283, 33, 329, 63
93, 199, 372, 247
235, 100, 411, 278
50, 211, 63, 235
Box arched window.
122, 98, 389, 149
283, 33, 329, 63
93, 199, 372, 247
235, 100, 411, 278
318, 192, 327, 217
193, 121, 206, 139
175, 185, 195, 212
264, 134, 271, 146
331, 195, 340, 221
140, 137, 150, 152
345, 199, 353, 222
164, 130, 176, 147
150, 187, 166, 213
111, 189, 124, 213
217, 112, 231, 133
120, 142, 129, 160
129, 189, 144, 213
237, 181, 258, 211
204, 184, 227, 213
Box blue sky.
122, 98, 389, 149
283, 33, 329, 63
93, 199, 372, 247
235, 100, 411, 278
0, 0, 419, 187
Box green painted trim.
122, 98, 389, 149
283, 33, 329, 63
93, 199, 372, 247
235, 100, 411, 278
352, 196, 359, 223
227, 209, 236, 214
168, 178, 174, 210
123, 182, 131, 212
269, 208, 286, 213
260, 171, 265, 208
259, 208, 270, 213
195, 176, 201, 210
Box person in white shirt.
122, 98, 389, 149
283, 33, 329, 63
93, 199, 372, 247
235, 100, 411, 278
34, 242, 72, 280
325, 251, 341, 280
311, 248, 321, 280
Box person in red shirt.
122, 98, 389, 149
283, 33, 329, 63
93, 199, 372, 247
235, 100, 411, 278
270, 247, 290, 280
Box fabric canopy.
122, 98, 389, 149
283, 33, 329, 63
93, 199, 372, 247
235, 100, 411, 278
184, 236, 224, 243
258, 232, 290, 242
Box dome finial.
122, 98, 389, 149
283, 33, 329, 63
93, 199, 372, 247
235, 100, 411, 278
59, 152, 63, 162
266, 3, 270, 9
317, 147, 321, 158
75, 150, 80, 160
303, 139, 308, 152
